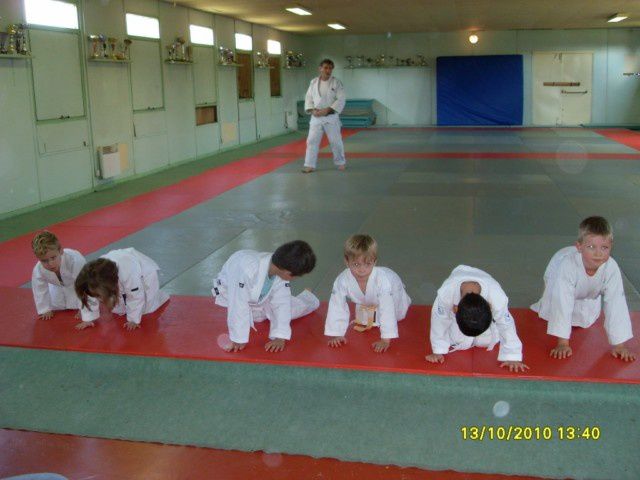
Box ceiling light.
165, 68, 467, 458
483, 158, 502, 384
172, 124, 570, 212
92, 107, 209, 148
286, 6, 312, 16
608, 13, 628, 23
469, 34, 479, 44
328, 23, 346, 30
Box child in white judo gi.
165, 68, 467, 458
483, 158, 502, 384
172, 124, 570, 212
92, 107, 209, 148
324, 234, 411, 353
531, 216, 635, 362
426, 266, 528, 372
74, 248, 169, 331
302, 58, 347, 173
212, 240, 320, 353
31, 230, 97, 321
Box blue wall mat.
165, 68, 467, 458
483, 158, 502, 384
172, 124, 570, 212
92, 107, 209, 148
437, 55, 523, 126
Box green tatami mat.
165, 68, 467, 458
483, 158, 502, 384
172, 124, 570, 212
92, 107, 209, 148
1, 348, 638, 479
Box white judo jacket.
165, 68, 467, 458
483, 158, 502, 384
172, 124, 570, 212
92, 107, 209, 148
324, 267, 411, 339
31, 248, 98, 321
304, 76, 346, 117
431, 265, 523, 362
212, 250, 294, 344
531, 246, 633, 345
85, 248, 167, 325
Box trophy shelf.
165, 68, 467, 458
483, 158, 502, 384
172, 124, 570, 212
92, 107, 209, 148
218, 62, 242, 67
165, 59, 194, 65
0, 53, 32, 59
88, 57, 130, 63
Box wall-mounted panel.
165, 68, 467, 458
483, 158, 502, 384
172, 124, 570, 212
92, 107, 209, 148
30, 29, 84, 120
130, 39, 164, 110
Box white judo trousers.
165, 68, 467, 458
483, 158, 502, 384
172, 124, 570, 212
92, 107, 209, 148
303, 75, 346, 169
304, 115, 346, 169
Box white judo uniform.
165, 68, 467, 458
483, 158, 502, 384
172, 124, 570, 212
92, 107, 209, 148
324, 267, 411, 339
31, 248, 98, 321
81, 248, 169, 325
431, 265, 523, 362
303, 75, 347, 169
212, 250, 320, 344
530, 246, 633, 345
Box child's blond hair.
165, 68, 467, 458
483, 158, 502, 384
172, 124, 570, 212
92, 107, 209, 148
578, 216, 613, 243
32, 231, 61, 257
344, 234, 378, 262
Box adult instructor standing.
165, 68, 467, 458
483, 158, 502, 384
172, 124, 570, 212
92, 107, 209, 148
302, 58, 347, 173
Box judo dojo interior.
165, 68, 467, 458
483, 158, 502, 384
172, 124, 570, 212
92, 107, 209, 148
2, 0, 640, 479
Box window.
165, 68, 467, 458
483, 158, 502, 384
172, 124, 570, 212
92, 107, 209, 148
126, 13, 160, 39
235, 33, 252, 51
196, 106, 217, 126
269, 57, 281, 97
190, 25, 214, 46
24, 0, 78, 29
237, 52, 253, 99
267, 40, 281, 55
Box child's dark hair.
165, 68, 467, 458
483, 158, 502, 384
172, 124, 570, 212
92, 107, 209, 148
75, 258, 119, 310
320, 58, 334, 67
456, 293, 493, 337
272, 240, 316, 276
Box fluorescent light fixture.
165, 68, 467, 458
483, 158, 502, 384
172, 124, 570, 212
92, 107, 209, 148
469, 34, 479, 44
286, 6, 312, 16
126, 13, 160, 39
25, 0, 79, 29
267, 40, 282, 55
328, 23, 346, 30
235, 33, 253, 51
190, 25, 214, 46
608, 13, 628, 23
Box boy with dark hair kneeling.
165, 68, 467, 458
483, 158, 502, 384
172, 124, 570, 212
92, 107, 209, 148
212, 240, 320, 353
426, 265, 528, 372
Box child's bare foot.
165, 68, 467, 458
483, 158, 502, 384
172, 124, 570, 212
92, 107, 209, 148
337, 165, 346, 171
301, 167, 315, 173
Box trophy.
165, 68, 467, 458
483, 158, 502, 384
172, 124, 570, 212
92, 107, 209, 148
6, 24, 17, 55
176, 37, 186, 61
123, 39, 132, 60
166, 44, 176, 61
356, 55, 364, 67
346, 55, 353, 68
16, 24, 28, 55
0, 32, 7, 55
88, 35, 101, 59
185, 45, 192, 63
255, 50, 264, 67
108, 37, 117, 59
417, 54, 427, 66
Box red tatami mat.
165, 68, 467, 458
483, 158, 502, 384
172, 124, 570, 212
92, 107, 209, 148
2, 287, 639, 384
595, 128, 640, 151
320, 151, 640, 160
0, 131, 362, 289
0, 430, 543, 480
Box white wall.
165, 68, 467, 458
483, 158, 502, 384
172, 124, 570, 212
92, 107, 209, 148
0, 0, 303, 217
302, 29, 640, 126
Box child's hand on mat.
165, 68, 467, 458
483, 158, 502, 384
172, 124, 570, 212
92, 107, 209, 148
124, 321, 140, 331
372, 339, 390, 353
38, 311, 54, 320
425, 353, 445, 363
550, 339, 572, 359
224, 341, 247, 352
74, 310, 81, 319
328, 336, 347, 348
611, 344, 637, 362
265, 338, 286, 353
75, 321, 95, 330
500, 361, 530, 373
